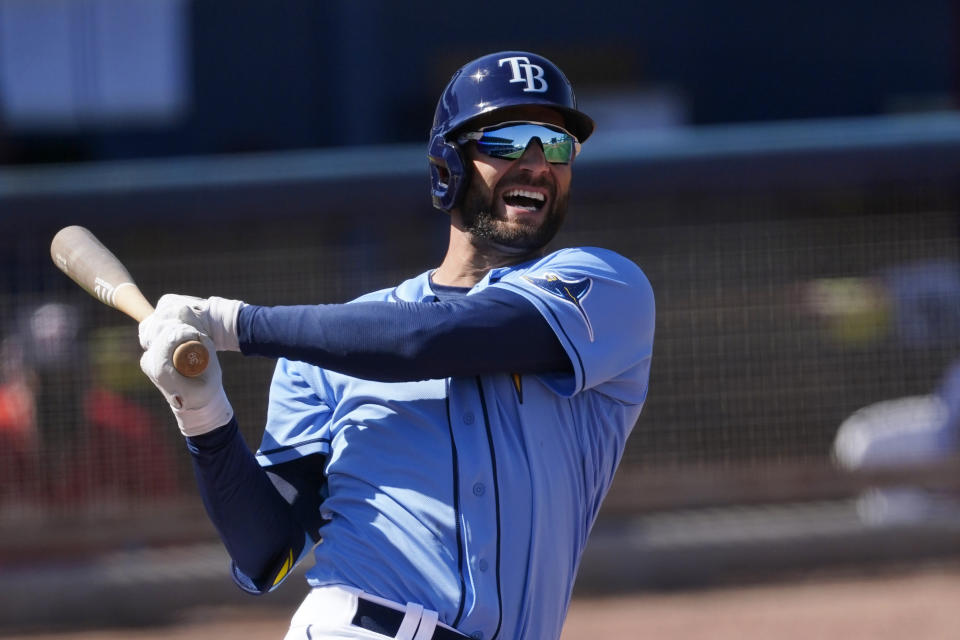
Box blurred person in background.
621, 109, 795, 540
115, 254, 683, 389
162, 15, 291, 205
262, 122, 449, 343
834, 359, 960, 523
1, 302, 179, 506
0, 334, 38, 502
16, 301, 88, 503
833, 260, 960, 523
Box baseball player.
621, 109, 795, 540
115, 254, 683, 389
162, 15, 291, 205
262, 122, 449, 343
138, 51, 655, 640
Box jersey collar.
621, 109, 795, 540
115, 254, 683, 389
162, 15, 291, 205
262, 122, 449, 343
392, 270, 441, 302
392, 255, 547, 302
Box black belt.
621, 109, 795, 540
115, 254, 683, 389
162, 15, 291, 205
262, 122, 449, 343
351, 596, 471, 640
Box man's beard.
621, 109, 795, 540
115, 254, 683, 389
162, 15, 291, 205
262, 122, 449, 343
460, 176, 568, 252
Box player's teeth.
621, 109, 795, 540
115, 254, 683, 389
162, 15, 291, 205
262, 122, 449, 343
505, 189, 545, 202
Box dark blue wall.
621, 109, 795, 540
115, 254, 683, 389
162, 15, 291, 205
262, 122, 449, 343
2, 0, 956, 164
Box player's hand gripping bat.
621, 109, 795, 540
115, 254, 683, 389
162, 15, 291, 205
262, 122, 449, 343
50, 225, 209, 377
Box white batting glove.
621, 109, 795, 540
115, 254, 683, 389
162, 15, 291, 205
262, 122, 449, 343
143, 294, 245, 353
139, 319, 234, 437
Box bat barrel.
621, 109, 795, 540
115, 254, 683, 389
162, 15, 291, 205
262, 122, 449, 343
50, 225, 209, 377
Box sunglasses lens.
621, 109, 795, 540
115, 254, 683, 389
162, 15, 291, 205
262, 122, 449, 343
464, 123, 577, 164
541, 138, 576, 163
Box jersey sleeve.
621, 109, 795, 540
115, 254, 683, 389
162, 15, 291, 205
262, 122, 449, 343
256, 357, 335, 467
491, 247, 655, 402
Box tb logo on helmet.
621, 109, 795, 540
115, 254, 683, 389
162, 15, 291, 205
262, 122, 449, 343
498, 56, 548, 93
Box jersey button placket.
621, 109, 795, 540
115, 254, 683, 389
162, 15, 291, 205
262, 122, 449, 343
448, 380, 499, 635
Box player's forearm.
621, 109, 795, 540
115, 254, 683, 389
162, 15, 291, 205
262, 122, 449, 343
236, 289, 570, 381
185, 418, 308, 593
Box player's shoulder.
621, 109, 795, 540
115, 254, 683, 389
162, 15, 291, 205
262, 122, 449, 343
539, 246, 642, 271
526, 247, 652, 294
349, 287, 396, 303
347, 270, 433, 304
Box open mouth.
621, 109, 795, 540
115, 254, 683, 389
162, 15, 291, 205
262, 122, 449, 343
502, 188, 546, 212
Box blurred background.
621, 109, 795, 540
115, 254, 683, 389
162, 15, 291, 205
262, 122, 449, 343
2, 0, 960, 637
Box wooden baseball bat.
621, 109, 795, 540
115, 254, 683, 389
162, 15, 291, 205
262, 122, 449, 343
50, 225, 209, 377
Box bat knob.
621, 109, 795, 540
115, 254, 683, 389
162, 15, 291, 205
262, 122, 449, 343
173, 340, 210, 377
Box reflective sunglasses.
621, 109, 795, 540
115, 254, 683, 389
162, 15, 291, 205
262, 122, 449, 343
457, 121, 580, 164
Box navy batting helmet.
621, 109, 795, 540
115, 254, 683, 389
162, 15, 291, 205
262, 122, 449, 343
428, 51, 594, 211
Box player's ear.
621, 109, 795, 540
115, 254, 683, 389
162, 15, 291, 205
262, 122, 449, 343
428, 135, 467, 212
435, 165, 450, 187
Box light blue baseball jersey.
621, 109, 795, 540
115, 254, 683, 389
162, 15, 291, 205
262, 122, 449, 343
255, 246, 654, 640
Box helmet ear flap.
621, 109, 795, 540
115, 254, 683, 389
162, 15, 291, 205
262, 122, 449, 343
429, 134, 467, 212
